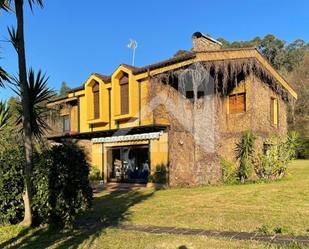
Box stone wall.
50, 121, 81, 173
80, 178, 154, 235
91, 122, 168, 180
218, 75, 288, 162
150, 81, 221, 186
150, 72, 289, 186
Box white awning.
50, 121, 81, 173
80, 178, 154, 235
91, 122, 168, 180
92, 131, 163, 144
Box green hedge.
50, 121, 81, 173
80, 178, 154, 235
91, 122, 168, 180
0, 146, 24, 224
44, 142, 92, 227
0, 142, 93, 228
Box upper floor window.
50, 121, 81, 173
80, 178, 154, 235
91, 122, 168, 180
270, 97, 278, 127
120, 75, 129, 115
229, 92, 246, 113
92, 82, 100, 119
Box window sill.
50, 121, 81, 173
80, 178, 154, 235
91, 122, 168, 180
87, 118, 107, 124
113, 113, 132, 121
228, 111, 246, 115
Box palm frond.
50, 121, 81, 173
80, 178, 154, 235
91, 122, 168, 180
0, 66, 9, 87
0, 0, 11, 11
1, 0, 44, 11
0, 101, 10, 131
7, 26, 18, 51
15, 68, 54, 138
27, 0, 44, 11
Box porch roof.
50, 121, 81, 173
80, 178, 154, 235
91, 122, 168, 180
47, 125, 168, 142
92, 131, 163, 144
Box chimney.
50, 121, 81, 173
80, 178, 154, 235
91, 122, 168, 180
192, 32, 222, 52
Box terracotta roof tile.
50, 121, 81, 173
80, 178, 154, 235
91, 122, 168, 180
92, 73, 111, 82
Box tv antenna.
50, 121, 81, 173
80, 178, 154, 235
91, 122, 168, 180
127, 39, 137, 66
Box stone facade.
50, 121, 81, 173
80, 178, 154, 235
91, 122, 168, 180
217, 75, 288, 162
150, 81, 221, 186
149, 71, 288, 187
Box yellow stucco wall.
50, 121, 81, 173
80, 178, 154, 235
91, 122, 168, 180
150, 132, 168, 174
91, 143, 103, 173
79, 95, 91, 132
70, 105, 78, 132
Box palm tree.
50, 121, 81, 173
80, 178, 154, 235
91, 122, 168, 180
14, 68, 54, 138
0, 66, 9, 87
0, 51, 10, 132
0, 101, 10, 131
1, 0, 44, 226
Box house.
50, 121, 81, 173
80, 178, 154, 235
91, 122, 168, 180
47, 32, 297, 186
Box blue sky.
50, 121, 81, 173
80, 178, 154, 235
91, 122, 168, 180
0, 0, 308, 99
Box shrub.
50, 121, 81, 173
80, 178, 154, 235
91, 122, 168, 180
33, 142, 93, 227
0, 146, 24, 224
220, 157, 237, 184
32, 149, 53, 225
254, 132, 299, 180
89, 166, 101, 182
0, 141, 93, 228
258, 224, 273, 235
149, 164, 168, 184
235, 130, 256, 182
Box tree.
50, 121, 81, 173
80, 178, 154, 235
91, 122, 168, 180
7, 96, 20, 123
286, 52, 309, 158
217, 34, 308, 72
0, 50, 10, 132
173, 50, 189, 57
59, 81, 71, 97
14, 68, 54, 138
1, 0, 44, 226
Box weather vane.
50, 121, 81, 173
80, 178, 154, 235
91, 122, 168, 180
127, 39, 138, 66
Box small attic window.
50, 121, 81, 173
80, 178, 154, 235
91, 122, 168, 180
92, 82, 100, 119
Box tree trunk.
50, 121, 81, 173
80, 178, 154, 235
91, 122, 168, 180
15, 0, 33, 227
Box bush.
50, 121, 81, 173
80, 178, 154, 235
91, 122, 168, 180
31, 149, 53, 225
0, 141, 93, 228
220, 157, 237, 184
0, 146, 24, 224
235, 130, 256, 182
149, 164, 168, 184
254, 132, 299, 180
89, 166, 101, 182
33, 142, 93, 227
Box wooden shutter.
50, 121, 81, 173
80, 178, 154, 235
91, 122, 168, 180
93, 83, 100, 119
237, 93, 246, 112
229, 93, 246, 113
229, 94, 237, 113
270, 98, 278, 126
120, 76, 129, 115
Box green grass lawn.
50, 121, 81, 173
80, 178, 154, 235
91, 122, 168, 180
0, 160, 308, 249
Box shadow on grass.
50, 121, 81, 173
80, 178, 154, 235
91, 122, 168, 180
0, 188, 155, 249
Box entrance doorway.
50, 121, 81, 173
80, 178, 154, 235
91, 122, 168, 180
106, 145, 150, 183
